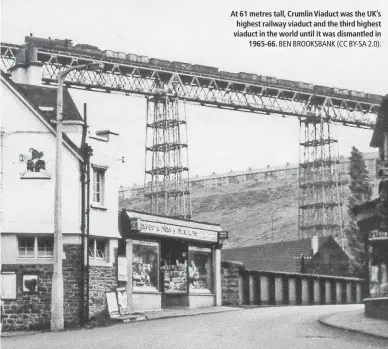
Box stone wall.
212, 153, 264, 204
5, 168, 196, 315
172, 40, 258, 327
63, 244, 83, 327
1, 244, 83, 331
88, 249, 118, 317
365, 298, 388, 320
221, 260, 364, 307
1, 264, 53, 331
221, 260, 244, 306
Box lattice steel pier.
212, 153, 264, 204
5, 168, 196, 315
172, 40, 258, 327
298, 114, 345, 246
144, 94, 192, 219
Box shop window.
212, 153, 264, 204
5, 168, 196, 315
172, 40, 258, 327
133, 241, 159, 291
188, 246, 212, 294
18, 236, 53, 258
370, 253, 388, 298
89, 238, 108, 261
161, 241, 187, 293
92, 167, 105, 205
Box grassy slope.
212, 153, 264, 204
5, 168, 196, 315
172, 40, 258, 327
121, 178, 306, 249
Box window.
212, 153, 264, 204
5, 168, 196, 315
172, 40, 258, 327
370, 247, 388, 298
18, 236, 53, 258
89, 238, 109, 261
188, 246, 212, 294
93, 167, 106, 205
37, 238, 54, 257
133, 241, 159, 291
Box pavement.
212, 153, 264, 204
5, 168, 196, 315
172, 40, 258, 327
1, 306, 240, 337
319, 308, 388, 340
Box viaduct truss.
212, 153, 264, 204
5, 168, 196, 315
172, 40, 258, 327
1, 42, 381, 236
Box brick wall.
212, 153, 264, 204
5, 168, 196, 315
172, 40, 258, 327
221, 260, 243, 306
1, 264, 53, 331
88, 249, 118, 317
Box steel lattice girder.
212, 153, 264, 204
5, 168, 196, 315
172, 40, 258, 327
0, 43, 379, 128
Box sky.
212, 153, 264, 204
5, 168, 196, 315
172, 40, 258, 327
1, 0, 388, 186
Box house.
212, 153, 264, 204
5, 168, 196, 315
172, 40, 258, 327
0, 50, 122, 330
222, 236, 351, 277
354, 94, 388, 321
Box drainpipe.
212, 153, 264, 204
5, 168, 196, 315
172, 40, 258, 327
0, 128, 4, 287
85, 120, 91, 322
80, 103, 87, 325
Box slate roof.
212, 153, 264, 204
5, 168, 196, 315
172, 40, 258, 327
1, 71, 83, 158
16, 83, 83, 123
222, 238, 328, 273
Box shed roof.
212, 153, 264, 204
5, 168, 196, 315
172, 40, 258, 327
222, 237, 331, 273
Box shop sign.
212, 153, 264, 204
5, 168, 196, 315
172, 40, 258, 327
106, 291, 120, 318
369, 230, 388, 241
132, 219, 218, 242
117, 256, 128, 282
218, 231, 229, 240
117, 287, 131, 315
189, 246, 212, 253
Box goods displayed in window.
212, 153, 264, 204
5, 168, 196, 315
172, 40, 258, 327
133, 241, 159, 290
163, 261, 187, 292
370, 251, 388, 297
188, 247, 212, 293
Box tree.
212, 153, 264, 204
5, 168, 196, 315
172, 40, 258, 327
345, 146, 373, 277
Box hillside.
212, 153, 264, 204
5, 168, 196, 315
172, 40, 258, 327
121, 178, 305, 249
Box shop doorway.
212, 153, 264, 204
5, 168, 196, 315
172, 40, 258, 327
160, 240, 189, 308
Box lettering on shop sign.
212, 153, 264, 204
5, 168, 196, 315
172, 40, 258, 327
136, 220, 218, 242
369, 230, 388, 241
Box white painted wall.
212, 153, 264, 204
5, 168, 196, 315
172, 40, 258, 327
1, 83, 81, 235
1, 79, 122, 246
88, 134, 121, 239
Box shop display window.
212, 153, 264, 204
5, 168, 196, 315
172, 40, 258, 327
370, 262, 388, 298
188, 246, 212, 294
163, 261, 188, 293
133, 241, 159, 291
161, 241, 188, 293
369, 246, 388, 298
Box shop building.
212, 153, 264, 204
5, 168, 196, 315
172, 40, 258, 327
353, 95, 388, 321
119, 210, 227, 311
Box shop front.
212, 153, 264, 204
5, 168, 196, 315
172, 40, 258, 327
354, 198, 388, 320
119, 210, 227, 311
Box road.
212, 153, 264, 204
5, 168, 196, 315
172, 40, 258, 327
4, 305, 388, 349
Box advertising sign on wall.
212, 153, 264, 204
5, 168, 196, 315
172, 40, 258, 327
117, 256, 128, 281
369, 230, 388, 241
131, 219, 218, 243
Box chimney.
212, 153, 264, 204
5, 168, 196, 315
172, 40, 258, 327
311, 235, 319, 254
10, 46, 43, 85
